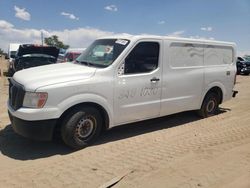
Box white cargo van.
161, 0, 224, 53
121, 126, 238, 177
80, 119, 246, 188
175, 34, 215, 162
8, 35, 238, 149
8, 43, 20, 60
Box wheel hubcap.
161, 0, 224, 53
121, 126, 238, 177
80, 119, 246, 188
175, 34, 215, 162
75, 116, 95, 139
206, 100, 216, 113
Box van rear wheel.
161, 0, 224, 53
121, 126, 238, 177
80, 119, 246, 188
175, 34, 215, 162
61, 106, 102, 149
198, 93, 219, 118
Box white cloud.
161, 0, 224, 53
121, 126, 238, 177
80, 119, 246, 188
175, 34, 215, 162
0, 20, 14, 29
200, 26, 213, 31
237, 51, 250, 57
157, 20, 165, 25
167, 30, 185, 37
166, 31, 215, 41
14, 6, 31, 21
0, 20, 116, 52
61, 12, 79, 20
104, 5, 118, 12
48, 28, 114, 48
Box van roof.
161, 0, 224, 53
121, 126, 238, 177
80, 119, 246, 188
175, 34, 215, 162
99, 34, 236, 47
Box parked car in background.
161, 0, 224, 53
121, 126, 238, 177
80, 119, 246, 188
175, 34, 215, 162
244, 55, 250, 62
57, 53, 65, 63
8, 43, 20, 60
10, 44, 59, 75
7, 43, 21, 75
236, 57, 250, 75
57, 48, 85, 63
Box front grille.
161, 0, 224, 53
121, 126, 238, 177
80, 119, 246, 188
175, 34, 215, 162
9, 79, 25, 110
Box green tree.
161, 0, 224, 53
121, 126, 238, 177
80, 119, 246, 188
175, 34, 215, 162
44, 35, 69, 49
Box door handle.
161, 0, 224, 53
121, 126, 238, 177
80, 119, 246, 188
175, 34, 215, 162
150, 77, 160, 83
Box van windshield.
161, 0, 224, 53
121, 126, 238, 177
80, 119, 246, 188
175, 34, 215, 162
76, 39, 130, 68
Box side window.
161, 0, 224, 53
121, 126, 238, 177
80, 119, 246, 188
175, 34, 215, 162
124, 42, 159, 74
204, 45, 233, 65
170, 43, 203, 67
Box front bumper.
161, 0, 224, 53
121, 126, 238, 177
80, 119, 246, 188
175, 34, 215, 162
8, 111, 57, 141
240, 67, 250, 74
7, 100, 60, 121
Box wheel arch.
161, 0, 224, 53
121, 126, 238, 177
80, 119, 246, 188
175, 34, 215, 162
202, 86, 223, 106
53, 100, 111, 139
58, 102, 109, 129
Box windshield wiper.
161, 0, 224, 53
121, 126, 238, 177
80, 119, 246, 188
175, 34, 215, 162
75, 60, 91, 66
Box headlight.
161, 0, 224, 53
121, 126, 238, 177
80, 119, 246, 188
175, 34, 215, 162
23, 92, 48, 108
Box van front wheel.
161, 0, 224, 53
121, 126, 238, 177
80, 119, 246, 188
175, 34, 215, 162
61, 106, 102, 149
198, 93, 219, 118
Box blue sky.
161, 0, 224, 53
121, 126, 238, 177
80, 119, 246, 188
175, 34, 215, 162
0, 0, 250, 54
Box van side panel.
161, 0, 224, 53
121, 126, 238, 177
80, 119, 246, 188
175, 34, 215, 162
160, 41, 204, 116
203, 45, 235, 103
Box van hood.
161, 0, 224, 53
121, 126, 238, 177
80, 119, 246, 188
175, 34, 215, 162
13, 63, 96, 91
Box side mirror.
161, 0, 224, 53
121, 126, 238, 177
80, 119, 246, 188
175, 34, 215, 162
117, 61, 125, 76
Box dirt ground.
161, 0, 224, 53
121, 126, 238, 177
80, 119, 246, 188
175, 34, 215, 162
0, 57, 250, 188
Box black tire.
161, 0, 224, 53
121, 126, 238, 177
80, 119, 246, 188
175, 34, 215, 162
61, 106, 102, 149
197, 93, 219, 118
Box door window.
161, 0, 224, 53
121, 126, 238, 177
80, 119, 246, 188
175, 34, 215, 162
124, 42, 159, 74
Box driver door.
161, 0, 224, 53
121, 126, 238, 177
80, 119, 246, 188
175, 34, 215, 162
113, 40, 162, 125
